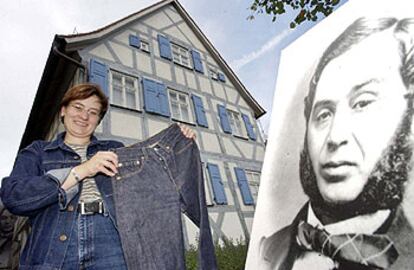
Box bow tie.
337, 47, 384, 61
295, 221, 398, 269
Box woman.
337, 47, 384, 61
1, 83, 195, 269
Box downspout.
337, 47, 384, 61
52, 45, 88, 81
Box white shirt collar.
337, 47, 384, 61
307, 203, 391, 235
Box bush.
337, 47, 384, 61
185, 238, 248, 270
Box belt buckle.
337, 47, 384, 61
78, 201, 104, 215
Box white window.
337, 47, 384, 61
109, 71, 140, 110
171, 43, 191, 68
227, 109, 245, 137
245, 170, 261, 203
140, 40, 150, 53
209, 68, 219, 80
168, 89, 193, 123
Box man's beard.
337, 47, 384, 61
299, 107, 413, 222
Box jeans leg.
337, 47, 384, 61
87, 214, 127, 270
61, 215, 80, 270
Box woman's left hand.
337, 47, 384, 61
179, 124, 196, 139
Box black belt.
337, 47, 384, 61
78, 201, 104, 215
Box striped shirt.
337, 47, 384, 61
66, 143, 103, 203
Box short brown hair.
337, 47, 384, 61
60, 83, 109, 119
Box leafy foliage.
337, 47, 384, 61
249, 0, 342, 28
185, 238, 249, 270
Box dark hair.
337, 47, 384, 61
60, 83, 109, 121
304, 17, 414, 123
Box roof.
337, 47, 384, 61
20, 0, 266, 149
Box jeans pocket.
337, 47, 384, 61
116, 156, 146, 179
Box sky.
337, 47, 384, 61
0, 0, 345, 179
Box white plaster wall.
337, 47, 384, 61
184, 70, 197, 89
183, 214, 199, 246
110, 42, 134, 68
131, 23, 148, 34
212, 81, 226, 100
110, 111, 143, 140
234, 140, 253, 159
164, 7, 182, 23
136, 51, 152, 74
154, 59, 172, 81
222, 137, 242, 158
175, 67, 186, 86
200, 131, 221, 153
143, 9, 175, 30
198, 76, 213, 95
225, 86, 238, 104
221, 212, 244, 241
147, 119, 170, 136
176, 22, 207, 53
88, 44, 115, 62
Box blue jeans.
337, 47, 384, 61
110, 124, 217, 270
61, 213, 127, 270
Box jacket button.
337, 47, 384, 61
59, 234, 68, 241
67, 205, 74, 212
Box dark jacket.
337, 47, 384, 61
260, 204, 414, 270
0, 133, 123, 270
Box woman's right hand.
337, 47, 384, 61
75, 151, 119, 180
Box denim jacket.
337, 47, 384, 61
0, 133, 123, 270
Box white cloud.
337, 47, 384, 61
230, 29, 290, 71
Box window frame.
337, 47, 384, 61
109, 70, 141, 111
209, 68, 219, 81
140, 40, 150, 53
171, 43, 192, 68
226, 109, 246, 138
245, 170, 261, 203
168, 88, 194, 124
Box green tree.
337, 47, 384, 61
186, 238, 248, 270
249, 0, 342, 28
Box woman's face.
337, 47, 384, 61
60, 95, 102, 141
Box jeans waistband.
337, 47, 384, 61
113, 124, 185, 160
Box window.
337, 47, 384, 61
171, 43, 191, 68
140, 40, 150, 53
168, 89, 193, 123
227, 109, 244, 137
109, 71, 140, 110
245, 170, 261, 203
209, 69, 219, 80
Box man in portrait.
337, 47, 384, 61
259, 17, 414, 270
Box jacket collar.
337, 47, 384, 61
44, 132, 108, 151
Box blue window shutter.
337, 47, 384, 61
143, 78, 160, 114
218, 73, 226, 82
191, 95, 208, 127
157, 34, 172, 60
234, 168, 254, 205
191, 50, 204, 74
157, 82, 170, 117
88, 58, 108, 96
217, 105, 232, 134
129, 34, 140, 48
242, 114, 257, 141
207, 163, 227, 205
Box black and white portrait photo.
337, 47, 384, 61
246, 0, 414, 269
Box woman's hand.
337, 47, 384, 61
76, 151, 119, 179
179, 124, 196, 139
